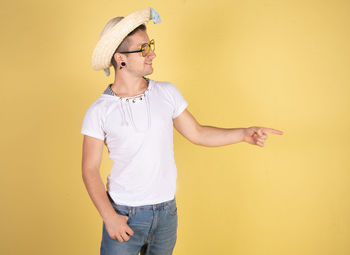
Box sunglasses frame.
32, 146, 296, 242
119, 39, 155, 57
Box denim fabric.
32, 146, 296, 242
100, 192, 178, 255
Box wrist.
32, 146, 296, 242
241, 128, 247, 143
102, 209, 119, 222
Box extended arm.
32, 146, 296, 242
193, 125, 245, 147
173, 109, 283, 147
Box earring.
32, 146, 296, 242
120, 62, 126, 69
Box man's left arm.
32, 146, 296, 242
173, 109, 284, 147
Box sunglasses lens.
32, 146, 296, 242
142, 46, 148, 57
141, 40, 155, 57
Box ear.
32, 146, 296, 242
114, 52, 126, 62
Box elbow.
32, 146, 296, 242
82, 169, 89, 182
191, 125, 203, 146
82, 167, 99, 181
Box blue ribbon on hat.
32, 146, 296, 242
150, 7, 161, 24
104, 67, 110, 76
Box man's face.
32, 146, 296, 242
124, 30, 156, 76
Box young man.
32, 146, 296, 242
81, 7, 283, 255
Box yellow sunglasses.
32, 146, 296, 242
119, 39, 155, 57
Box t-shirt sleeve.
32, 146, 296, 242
80, 102, 105, 141
167, 83, 189, 119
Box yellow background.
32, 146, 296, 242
1, 0, 349, 254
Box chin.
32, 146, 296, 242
145, 69, 153, 75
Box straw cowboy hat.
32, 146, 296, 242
91, 7, 162, 76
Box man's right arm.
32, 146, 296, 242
81, 135, 117, 222
81, 135, 135, 242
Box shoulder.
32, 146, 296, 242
84, 96, 105, 111
152, 79, 182, 95
153, 79, 176, 88
83, 95, 113, 118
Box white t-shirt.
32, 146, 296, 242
81, 77, 188, 206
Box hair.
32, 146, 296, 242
111, 23, 147, 71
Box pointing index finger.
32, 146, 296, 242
263, 128, 284, 135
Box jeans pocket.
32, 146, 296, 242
169, 207, 177, 216
166, 202, 177, 216
116, 208, 130, 216
112, 204, 132, 218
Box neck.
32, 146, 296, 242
111, 73, 149, 97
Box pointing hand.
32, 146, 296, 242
243, 126, 284, 147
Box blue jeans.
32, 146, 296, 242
100, 192, 178, 255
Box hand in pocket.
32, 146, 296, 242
105, 212, 134, 242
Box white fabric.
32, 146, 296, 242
81, 77, 188, 206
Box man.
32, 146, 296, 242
81, 7, 283, 255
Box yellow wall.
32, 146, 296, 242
1, 0, 349, 254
